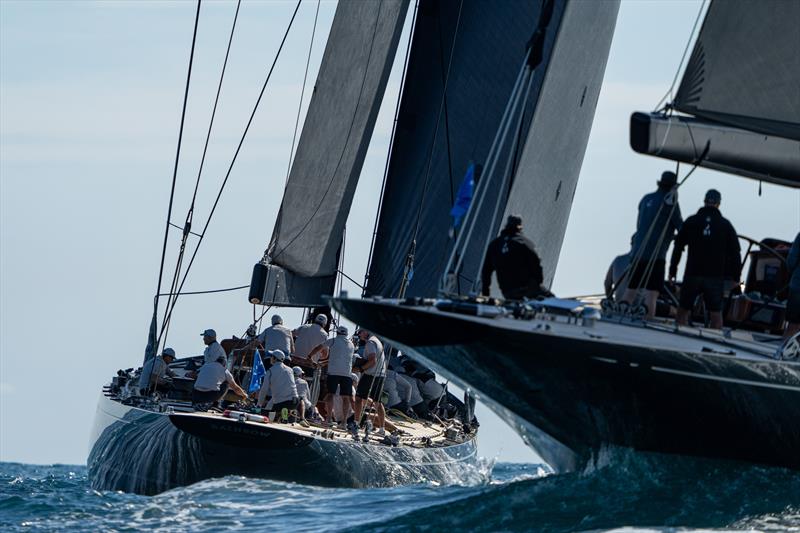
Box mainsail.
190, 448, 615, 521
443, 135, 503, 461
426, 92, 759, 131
365, 0, 620, 297
630, 0, 800, 186
250, 0, 409, 307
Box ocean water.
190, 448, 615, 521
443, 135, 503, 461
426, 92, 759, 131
1, 453, 798, 532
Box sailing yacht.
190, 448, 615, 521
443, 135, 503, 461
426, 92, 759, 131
331, 0, 800, 472
87, 0, 621, 495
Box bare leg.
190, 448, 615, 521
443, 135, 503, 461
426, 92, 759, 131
676, 307, 690, 326
354, 397, 364, 424
298, 400, 305, 421
324, 394, 334, 423
709, 311, 723, 330
621, 288, 638, 304
644, 290, 658, 320
376, 402, 385, 430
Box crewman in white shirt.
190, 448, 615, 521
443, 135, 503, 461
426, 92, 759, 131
292, 314, 328, 363
192, 355, 246, 406
257, 314, 295, 355
201, 328, 227, 365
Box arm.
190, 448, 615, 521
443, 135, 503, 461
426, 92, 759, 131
669, 224, 687, 280
257, 370, 272, 407
787, 233, 800, 273
727, 222, 742, 279
225, 371, 247, 397
604, 262, 614, 299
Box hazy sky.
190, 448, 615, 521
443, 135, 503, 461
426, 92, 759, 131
1, 0, 797, 467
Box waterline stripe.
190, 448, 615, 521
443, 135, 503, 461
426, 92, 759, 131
651, 366, 800, 392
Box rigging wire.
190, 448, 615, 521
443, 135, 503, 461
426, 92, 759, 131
158, 0, 303, 345
160, 0, 243, 347
157, 284, 249, 297
284, 0, 321, 186
362, 0, 419, 295
653, 0, 707, 112
268, 0, 384, 265
152, 0, 202, 349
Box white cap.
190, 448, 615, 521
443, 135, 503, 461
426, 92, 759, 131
314, 314, 328, 326
200, 329, 217, 338
161, 348, 176, 358
337, 325, 349, 336
292, 366, 303, 376
268, 349, 286, 362
271, 314, 283, 325
351, 372, 359, 384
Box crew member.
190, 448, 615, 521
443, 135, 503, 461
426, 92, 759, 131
309, 325, 355, 429
192, 355, 247, 405
257, 314, 295, 355
201, 328, 226, 365
783, 232, 800, 342
257, 350, 298, 421
623, 171, 683, 319
481, 215, 548, 300
353, 329, 386, 435
669, 189, 740, 329
138, 348, 177, 394
293, 314, 328, 363
604, 236, 634, 302
293, 366, 314, 426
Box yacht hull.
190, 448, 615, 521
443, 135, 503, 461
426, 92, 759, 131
332, 298, 800, 472
88, 394, 477, 495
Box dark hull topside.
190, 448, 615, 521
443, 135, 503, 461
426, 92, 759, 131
88, 394, 478, 495
332, 297, 800, 472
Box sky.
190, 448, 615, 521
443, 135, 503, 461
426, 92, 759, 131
1, 0, 798, 467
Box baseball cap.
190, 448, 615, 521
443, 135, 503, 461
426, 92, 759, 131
200, 329, 217, 338
292, 366, 303, 376
314, 314, 328, 326
161, 348, 176, 358
658, 171, 677, 187
271, 314, 283, 325
505, 214, 522, 228
267, 349, 286, 361
704, 189, 722, 204
337, 325, 349, 336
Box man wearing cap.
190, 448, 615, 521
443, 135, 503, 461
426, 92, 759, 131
292, 314, 329, 363
309, 325, 356, 428
138, 348, 177, 395
669, 189, 740, 329
623, 171, 683, 319
257, 350, 298, 420
481, 215, 547, 300
193, 355, 247, 405
353, 329, 387, 435
257, 314, 295, 355
201, 329, 227, 366
293, 366, 314, 426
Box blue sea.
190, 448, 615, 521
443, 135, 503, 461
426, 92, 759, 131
2, 453, 799, 532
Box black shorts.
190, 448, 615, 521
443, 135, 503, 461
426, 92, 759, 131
786, 289, 800, 323
627, 259, 665, 291
356, 375, 385, 401
326, 375, 353, 396
272, 398, 298, 412
192, 382, 227, 404
680, 276, 724, 312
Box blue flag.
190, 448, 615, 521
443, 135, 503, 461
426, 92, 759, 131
249, 350, 266, 394
450, 163, 475, 228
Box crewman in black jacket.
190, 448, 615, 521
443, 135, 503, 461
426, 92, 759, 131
669, 189, 741, 329
481, 215, 548, 300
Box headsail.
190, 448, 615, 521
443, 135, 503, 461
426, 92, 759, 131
631, 0, 800, 186
365, 0, 620, 297
250, 0, 409, 307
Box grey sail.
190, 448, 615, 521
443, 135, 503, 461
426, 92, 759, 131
631, 0, 800, 186
250, 0, 410, 307
365, 0, 620, 298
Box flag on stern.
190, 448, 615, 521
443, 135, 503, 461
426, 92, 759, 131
249, 350, 266, 394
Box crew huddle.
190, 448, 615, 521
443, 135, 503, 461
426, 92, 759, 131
140, 313, 449, 437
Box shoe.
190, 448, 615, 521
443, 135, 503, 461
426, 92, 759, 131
299, 419, 310, 428
377, 428, 385, 437
280, 408, 289, 422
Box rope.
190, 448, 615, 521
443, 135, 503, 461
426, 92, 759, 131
653, 0, 707, 111
269, 0, 385, 265
158, 0, 303, 345
363, 0, 419, 296
152, 0, 202, 354
284, 0, 321, 186
157, 284, 248, 297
